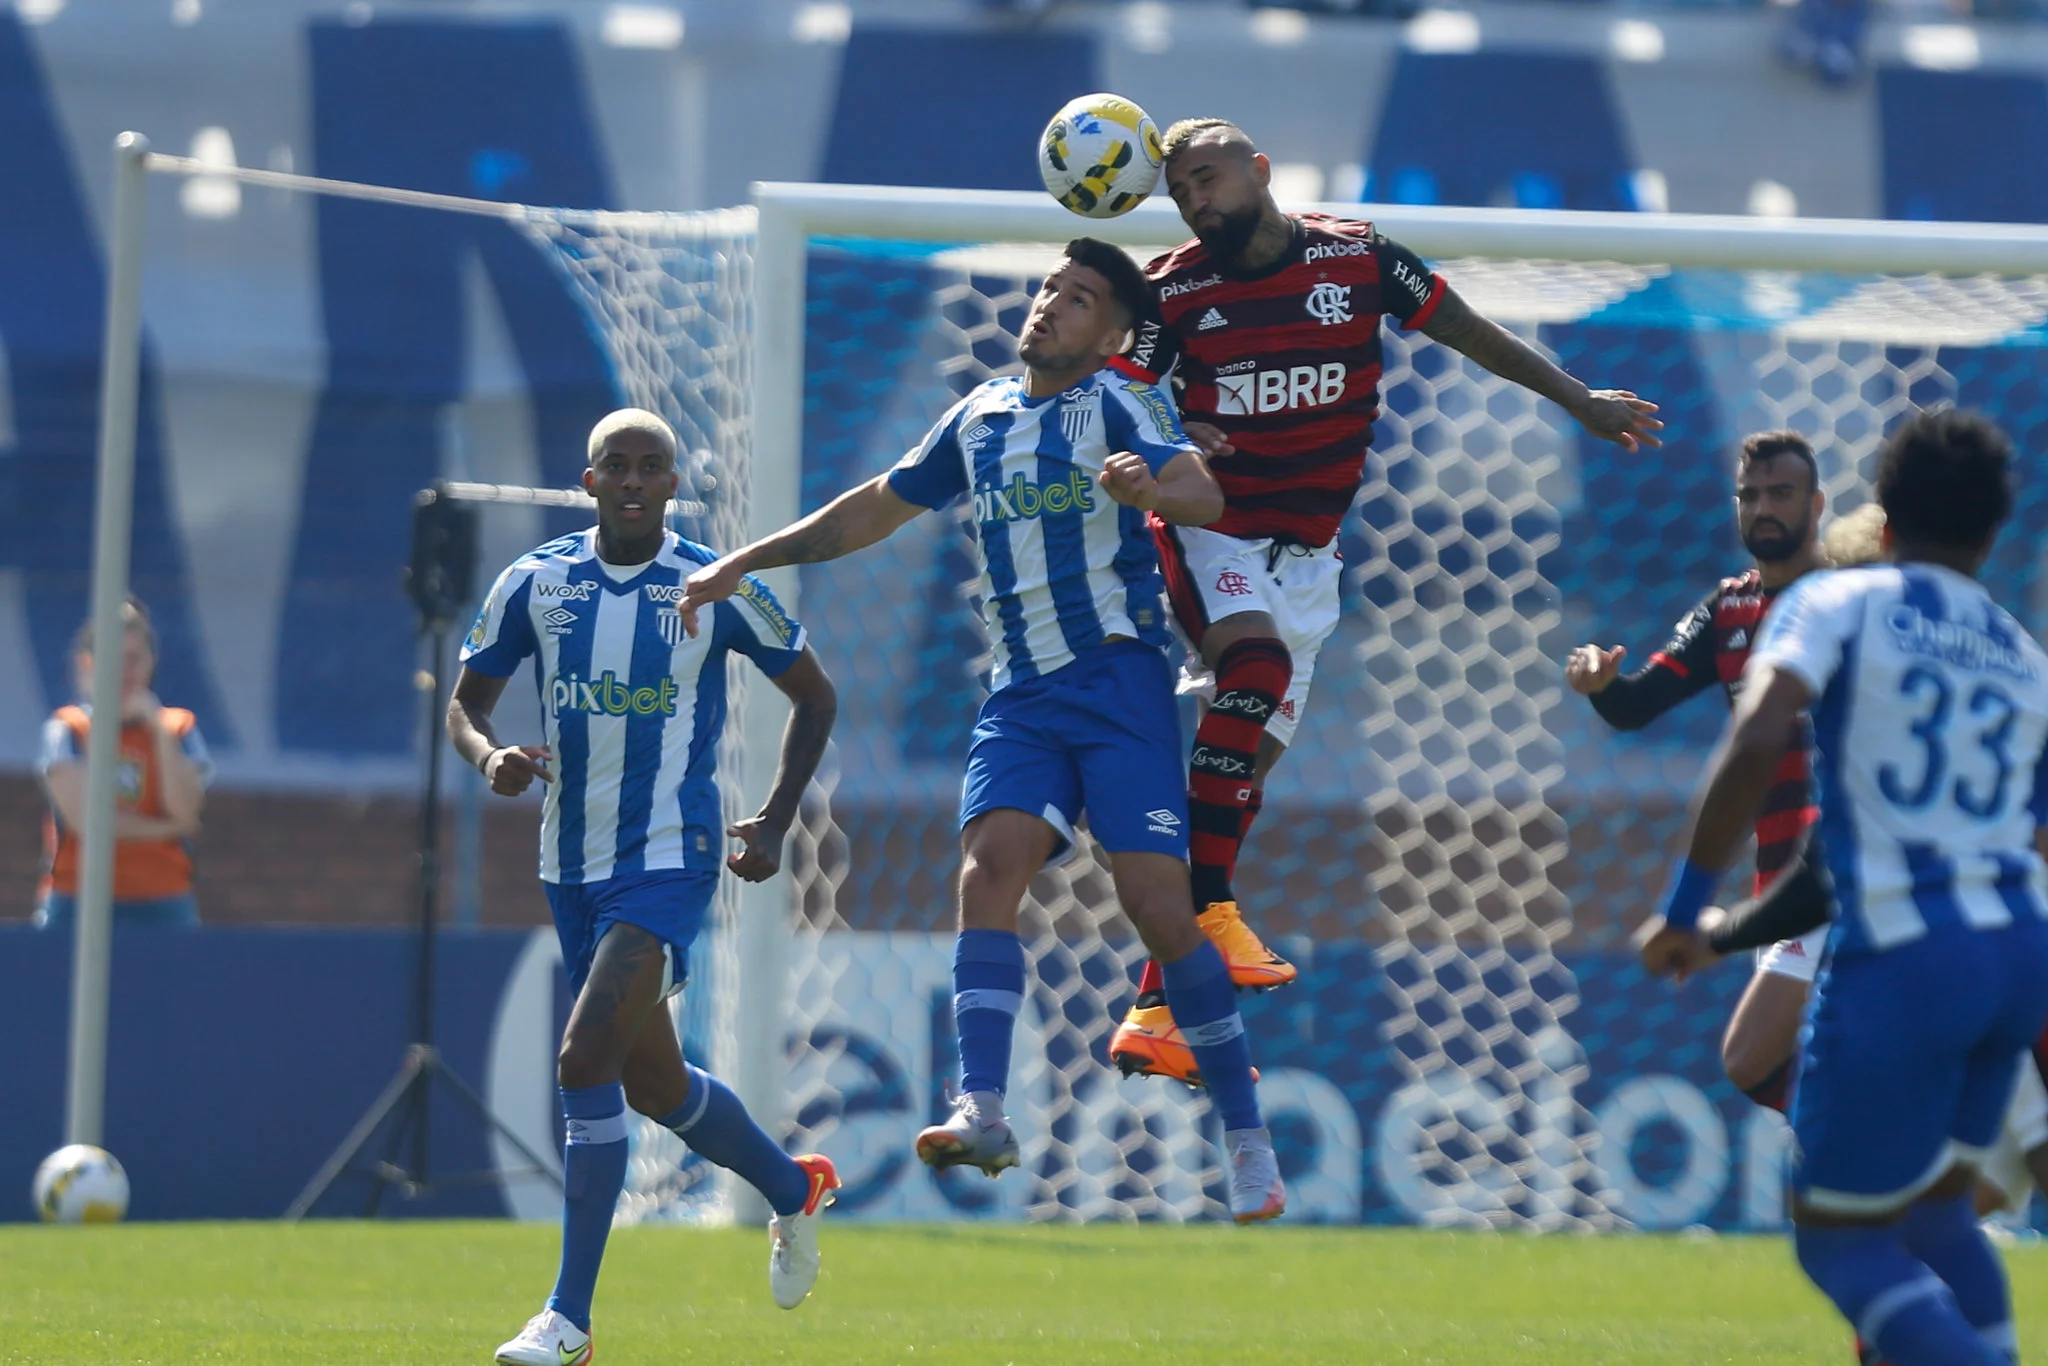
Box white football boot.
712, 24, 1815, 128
494, 1308, 591, 1366
1226, 1126, 1286, 1225
768, 1153, 842, 1309
914, 1089, 1021, 1176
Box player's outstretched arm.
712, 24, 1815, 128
680, 475, 923, 635
1419, 284, 1663, 452
727, 647, 837, 883
1099, 449, 1223, 526
447, 666, 553, 795
1640, 663, 1812, 975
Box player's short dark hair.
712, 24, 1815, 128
1062, 238, 1152, 332
1877, 407, 2013, 552
1161, 117, 1255, 164
1737, 430, 1818, 492
71, 596, 156, 658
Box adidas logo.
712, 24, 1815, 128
1196, 307, 1228, 331
1727, 629, 1748, 649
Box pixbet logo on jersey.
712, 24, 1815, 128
973, 470, 1097, 525
550, 670, 679, 719
1213, 363, 1347, 416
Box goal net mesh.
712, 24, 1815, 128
520, 204, 2048, 1228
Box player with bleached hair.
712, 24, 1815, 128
453, 408, 844, 1366
1641, 409, 2048, 1366
684, 238, 1289, 1224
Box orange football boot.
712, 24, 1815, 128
1197, 901, 1298, 990
1110, 1001, 1259, 1087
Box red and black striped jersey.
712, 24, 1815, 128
1111, 213, 1444, 548
1587, 569, 1818, 892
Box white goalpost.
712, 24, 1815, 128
74, 131, 2048, 1229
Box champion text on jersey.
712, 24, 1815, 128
1197, 307, 1228, 331
973, 469, 1097, 525
1305, 282, 1353, 325
1886, 604, 2038, 681
1214, 363, 1348, 417
550, 670, 680, 718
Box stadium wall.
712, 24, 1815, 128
0, 924, 1820, 1230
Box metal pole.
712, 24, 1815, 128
66, 133, 152, 1148
728, 188, 808, 1226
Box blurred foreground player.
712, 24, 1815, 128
683, 239, 1286, 1223
1641, 410, 2048, 1366
1110, 117, 1665, 1082
1569, 431, 1831, 1111
451, 409, 843, 1365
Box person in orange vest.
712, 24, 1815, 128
34, 598, 212, 929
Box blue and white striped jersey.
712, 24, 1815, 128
1750, 563, 2048, 957
461, 527, 806, 885
887, 368, 1196, 690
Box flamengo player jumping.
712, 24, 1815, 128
1110, 118, 1665, 1080
454, 410, 844, 1366
1640, 410, 2048, 1366
1568, 431, 1829, 1113
682, 239, 1287, 1223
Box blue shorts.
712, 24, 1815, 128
543, 868, 717, 998
961, 641, 1188, 864
1791, 920, 2048, 1215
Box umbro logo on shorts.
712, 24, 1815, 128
1145, 808, 1182, 837
1196, 307, 1228, 331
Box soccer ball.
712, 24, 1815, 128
33, 1144, 129, 1223
1038, 93, 1164, 219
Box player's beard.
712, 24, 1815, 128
1744, 512, 1811, 563
1192, 202, 1262, 264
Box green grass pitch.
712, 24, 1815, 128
8, 1220, 2046, 1363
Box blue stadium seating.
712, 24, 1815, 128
288, 19, 622, 755
1879, 67, 2048, 222
0, 13, 231, 742
821, 26, 1101, 190
1367, 51, 1640, 211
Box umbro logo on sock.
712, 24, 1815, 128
1197, 307, 1228, 331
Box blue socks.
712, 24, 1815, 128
1900, 1195, 2015, 1358
546, 1083, 629, 1334
953, 929, 1026, 1099
1160, 941, 1262, 1133
658, 1064, 810, 1217
1795, 1223, 2010, 1366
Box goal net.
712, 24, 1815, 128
508, 190, 2048, 1230
91, 150, 2048, 1230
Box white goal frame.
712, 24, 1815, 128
69, 138, 2048, 1212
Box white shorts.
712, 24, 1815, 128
1155, 523, 1341, 747
1980, 1053, 2048, 1212
1754, 926, 1829, 984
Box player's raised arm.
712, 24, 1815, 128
1417, 282, 1663, 452
679, 474, 925, 634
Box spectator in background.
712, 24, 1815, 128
1780, 0, 1867, 86
34, 598, 212, 929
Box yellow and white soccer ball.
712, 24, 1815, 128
1038, 93, 1164, 219
33, 1144, 129, 1223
